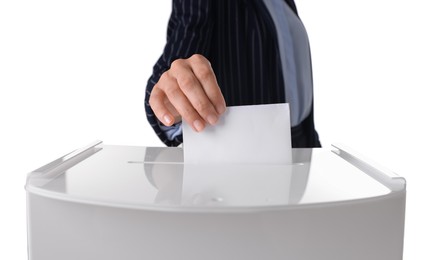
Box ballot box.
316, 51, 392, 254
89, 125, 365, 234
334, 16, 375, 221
25, 141, 406, 260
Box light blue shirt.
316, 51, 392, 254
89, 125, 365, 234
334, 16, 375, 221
263, 0, 313, 127
159, 121, 182, 140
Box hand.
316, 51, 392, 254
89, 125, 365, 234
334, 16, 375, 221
149, 54, 226, 132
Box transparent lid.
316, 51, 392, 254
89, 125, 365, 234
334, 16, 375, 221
26, 142, 405, 212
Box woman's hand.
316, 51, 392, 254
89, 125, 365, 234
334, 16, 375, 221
149, 54, 226, 132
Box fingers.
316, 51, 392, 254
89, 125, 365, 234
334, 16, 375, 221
150, 70, 207, 132
172, 59, 221, 126
149, 79, 176, 126
149, 54, 226, 132
189, 55, 226, 115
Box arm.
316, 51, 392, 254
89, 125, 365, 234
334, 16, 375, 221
145, 0, 225, 146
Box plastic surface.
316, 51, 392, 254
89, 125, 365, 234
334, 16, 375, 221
26, 142, 406, 260
26, 142, 404, 212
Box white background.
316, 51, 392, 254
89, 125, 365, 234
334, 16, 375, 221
1, 0, 426, 259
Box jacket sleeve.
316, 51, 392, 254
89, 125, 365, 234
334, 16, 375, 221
145, 0, 213, 146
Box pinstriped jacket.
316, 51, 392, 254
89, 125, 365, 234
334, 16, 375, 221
145, 0, 320, 147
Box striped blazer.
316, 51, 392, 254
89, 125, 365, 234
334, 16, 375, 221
145, 0, 320, 147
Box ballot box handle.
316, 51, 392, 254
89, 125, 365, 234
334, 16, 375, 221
31, 140, 103, 177
332, 144, 406, 192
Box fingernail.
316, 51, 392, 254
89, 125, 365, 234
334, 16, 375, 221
164, 115, 173, 125
193, 120, 205, 132
216, 104, 226, 114
207, 114, 218, 125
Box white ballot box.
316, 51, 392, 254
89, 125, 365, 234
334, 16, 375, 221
25, 141, 406, 260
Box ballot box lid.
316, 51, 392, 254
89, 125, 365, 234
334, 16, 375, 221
25, 141, 405, 212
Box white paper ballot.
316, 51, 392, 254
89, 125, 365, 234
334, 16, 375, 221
182, 103, 292, 164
